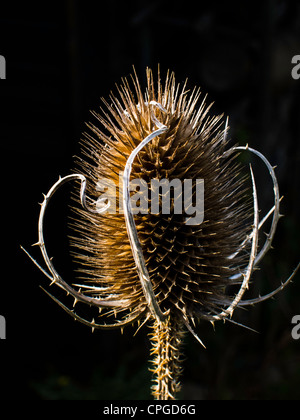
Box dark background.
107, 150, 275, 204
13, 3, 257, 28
1, 0, 300, 400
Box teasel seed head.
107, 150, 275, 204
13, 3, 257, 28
22, 67, 299, 400
71, 68, 253, 325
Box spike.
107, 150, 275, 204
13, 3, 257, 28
49, 277, 58, 286
183, 318, 206, 349
31, 241, 41, 247
190, 316, 196, 328
91, 318, 95, 333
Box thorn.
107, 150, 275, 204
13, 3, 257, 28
185, 320, 206, 349
190, 316, 196, 328
73, 297, 78, 308
31, 241, 41, 247
91, 318, 95, 333
38, 193, 47, 205
49, 278, 57, 286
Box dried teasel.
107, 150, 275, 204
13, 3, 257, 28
22, 67, 299, 400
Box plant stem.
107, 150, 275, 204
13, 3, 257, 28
149, 315, 185, 399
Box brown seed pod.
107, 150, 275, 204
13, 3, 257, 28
22, 67, 298, 400
74, 69, 251, 315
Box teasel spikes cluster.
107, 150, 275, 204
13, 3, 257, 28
22, 67, 299, 400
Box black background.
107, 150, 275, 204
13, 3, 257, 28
1, 0, 300, 400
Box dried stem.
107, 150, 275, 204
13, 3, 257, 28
149, 315, 185, 400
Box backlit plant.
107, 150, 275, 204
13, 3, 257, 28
22, 68, 298, 400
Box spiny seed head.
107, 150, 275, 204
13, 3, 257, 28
70, 67, 252, 326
